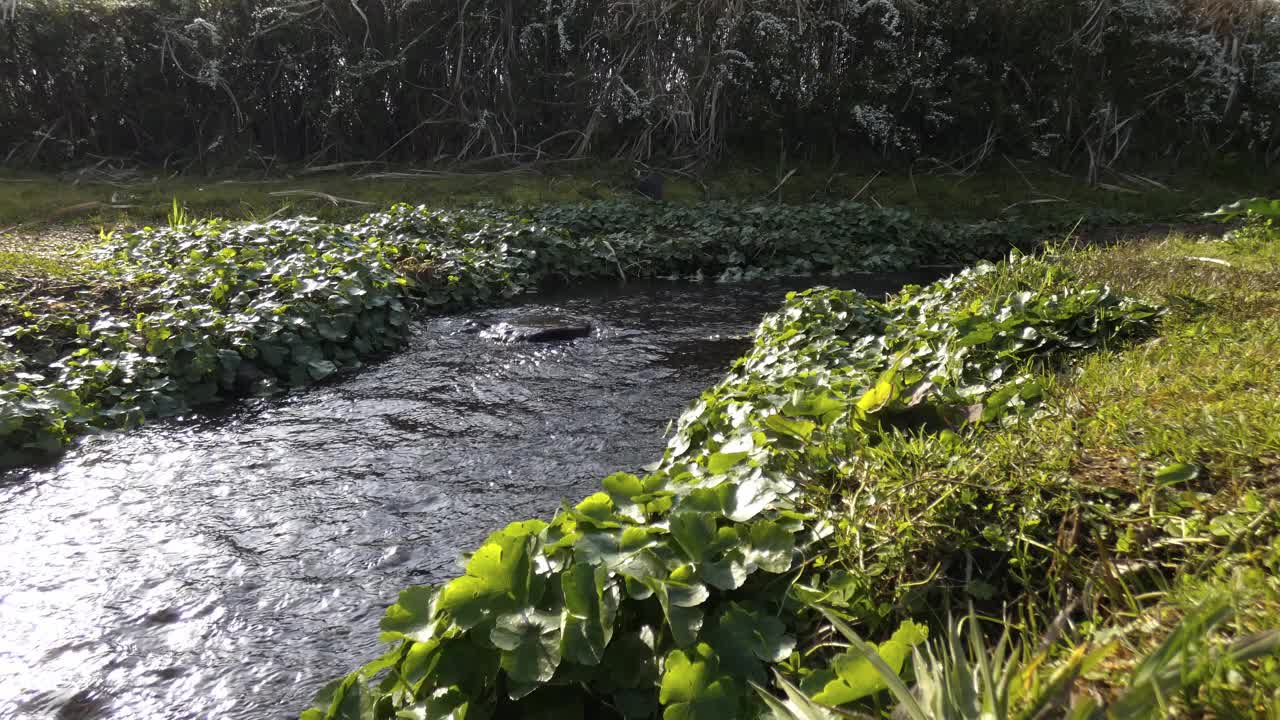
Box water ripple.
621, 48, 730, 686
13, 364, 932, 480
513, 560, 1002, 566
0, 275, 928, 719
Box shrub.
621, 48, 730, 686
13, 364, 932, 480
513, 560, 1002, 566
2, 0, 1278, 170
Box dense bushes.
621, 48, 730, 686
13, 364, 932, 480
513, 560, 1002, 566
3, 0, 1279, 171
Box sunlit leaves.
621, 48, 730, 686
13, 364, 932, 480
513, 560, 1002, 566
1204, 197, 1280, 223
1155, 462, 1200, 485
306, 249, 1166, 720
5, 199, 1156, 474
706, 450, 749, 474
855, 372, 897, 414
437, 521, 544, 630
720, 473, 782, 523
659, 644, 741, 720
379, 586, 440, 642
764, 413, 816, 441
574, 526, 657, 570
743, 520, 796, 573
782, 391, 846, 418
2, 213, 427, 465
808, 620, 929, 706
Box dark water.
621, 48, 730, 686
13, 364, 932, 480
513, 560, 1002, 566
0, 275, 927, 720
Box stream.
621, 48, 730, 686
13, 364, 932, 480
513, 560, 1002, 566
0, 275, 928, 720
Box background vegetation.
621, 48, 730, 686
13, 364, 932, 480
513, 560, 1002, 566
0, 166, 1262, 233
3, 0, 1280, 175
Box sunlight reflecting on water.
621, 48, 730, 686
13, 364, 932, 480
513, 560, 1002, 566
0, 275, 929, 719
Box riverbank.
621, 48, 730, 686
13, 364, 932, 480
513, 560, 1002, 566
2, 192, 1176, 468
307, 210, 1279, 718
2, 164, 1267, 230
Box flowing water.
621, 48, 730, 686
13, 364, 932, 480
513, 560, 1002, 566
0, 275, 928, 720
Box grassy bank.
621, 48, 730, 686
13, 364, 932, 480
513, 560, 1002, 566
1, 164, 1267, 230
304, 210, 1279, 719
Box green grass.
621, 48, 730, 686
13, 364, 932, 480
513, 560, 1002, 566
0, 248, 84, 282
0, 162, 1268, 230
811, 227, 1280, 715
0, 231, 103, 320
0, 227, 94, 273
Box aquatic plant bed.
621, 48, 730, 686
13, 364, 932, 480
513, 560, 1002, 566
2, 201, 1091, 467
307, 214, 1280, 719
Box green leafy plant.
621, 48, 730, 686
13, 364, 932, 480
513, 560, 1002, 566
301, 255, 1162, 719
1203, 197, 1280, 224
167, 197, 191, 228
1, 200, 1105, 467
1203, 196, 1280, 247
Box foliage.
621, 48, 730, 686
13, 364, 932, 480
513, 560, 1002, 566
0, 217, 417, 465
0, 167, 1255, 231
3, 0, 1280, 170
1204, 197, 1280, 224
0, 199, 1088, 467
801, 228, 1280, 718
529, 202, 1043, 277
302, 255, 1162, 719
757, 604, 1280, 720
1205, 196, 1280, 247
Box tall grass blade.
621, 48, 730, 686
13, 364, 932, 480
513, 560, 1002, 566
817, 606, 929, 720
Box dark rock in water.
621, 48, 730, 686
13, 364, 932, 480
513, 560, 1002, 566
479, 316, 593, 343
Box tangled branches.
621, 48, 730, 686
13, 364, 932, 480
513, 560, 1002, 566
1, 0, 1278, 171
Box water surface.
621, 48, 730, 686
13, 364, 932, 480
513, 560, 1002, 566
0, 276, 925, 719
